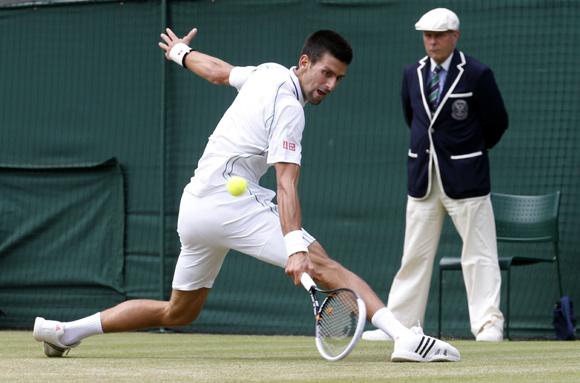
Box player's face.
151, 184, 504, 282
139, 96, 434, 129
298, 53, 348, 105
422, 30, 459, 64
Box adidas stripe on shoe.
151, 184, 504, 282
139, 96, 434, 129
391, 333, 460, 362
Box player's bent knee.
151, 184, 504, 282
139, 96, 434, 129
162, 300, 203, 326
163, 288, 209, 326
163, 308, 200, 327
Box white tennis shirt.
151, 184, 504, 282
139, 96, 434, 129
185, 63, 307, 200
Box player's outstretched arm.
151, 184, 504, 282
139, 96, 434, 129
158, 27, 234, 86
274, 162, 313, 285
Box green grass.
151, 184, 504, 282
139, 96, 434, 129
1, 331, 579, 382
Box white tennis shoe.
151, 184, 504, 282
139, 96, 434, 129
391, 332, 460, 362
476, 321, 504, 342
33, 317, 80, 357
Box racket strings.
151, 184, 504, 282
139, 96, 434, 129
317, 290, 360, 357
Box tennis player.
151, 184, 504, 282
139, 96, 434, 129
33, 27, 459, 362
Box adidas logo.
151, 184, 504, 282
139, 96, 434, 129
414, 336, 436, 358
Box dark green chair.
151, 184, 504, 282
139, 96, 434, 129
437, 191, 563, 339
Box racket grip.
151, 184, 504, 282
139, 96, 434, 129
300, 273, 316, 291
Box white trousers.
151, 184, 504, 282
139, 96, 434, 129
387, 176, 504, 336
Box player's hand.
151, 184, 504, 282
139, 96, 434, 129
158, 27, 198, 59
285, 251, 313, 285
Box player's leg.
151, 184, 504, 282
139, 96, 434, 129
33, 289, 211, 357
33, 190, 228, 356
100, 288, 211, 332
444, 193, 504, 341
306, 239, 459, 362
255, 230, 460, 362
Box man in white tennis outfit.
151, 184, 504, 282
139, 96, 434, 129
33, 26, 460, 362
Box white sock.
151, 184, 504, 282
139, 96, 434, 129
61, 313, 103, 345
371, 307, 413, 340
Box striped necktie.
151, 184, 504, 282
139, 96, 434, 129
428, 65, 443, 112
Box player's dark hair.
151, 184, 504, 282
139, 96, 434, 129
301, 30, 353, 65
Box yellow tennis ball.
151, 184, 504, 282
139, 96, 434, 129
226, 176, 248, 196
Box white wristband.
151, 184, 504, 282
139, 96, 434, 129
169, 42, 192, 67
284, 230, 308, 257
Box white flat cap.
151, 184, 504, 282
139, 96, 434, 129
415, 8, 460, 31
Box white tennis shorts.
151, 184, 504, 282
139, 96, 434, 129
172, 189, 316, 290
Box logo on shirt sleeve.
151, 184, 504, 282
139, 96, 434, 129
282, 140, 296, 151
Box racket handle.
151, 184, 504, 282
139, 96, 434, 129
300, 273, 316, 291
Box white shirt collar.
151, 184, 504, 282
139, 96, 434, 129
430, 52, 454, 72
290, 66, 307, 107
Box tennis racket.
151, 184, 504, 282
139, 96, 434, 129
300, 273, 366, 361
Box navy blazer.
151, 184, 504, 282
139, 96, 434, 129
401, 50, 508, 199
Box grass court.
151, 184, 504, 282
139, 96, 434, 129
2, 331, 579, 382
